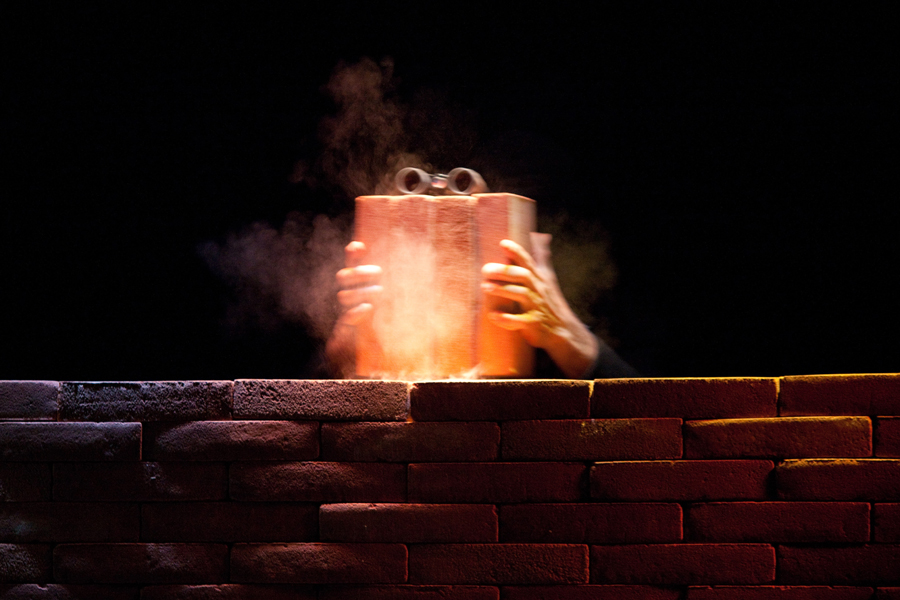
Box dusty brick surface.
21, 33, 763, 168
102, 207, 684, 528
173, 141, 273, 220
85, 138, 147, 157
144, 421, 319, 461
0, 503, 139, 542
408, 544, 588, 585
54, 543, 227, 584
874, 503, 900, 542
502, 586, 681, 600
0, 422, 141, 461
0, 544, 51, 582
876, 417, 900, 457
231, 543, 407, 584
776, 459, 900, 501
685, 502, 869, 543
410, 380, 590, 421
318, 585, 499, 599
501, 419, 681, 461
230, 462, 406, 502
0, 584, 140, 599
684, 417, 872, 458
591, 460, 773, 501
780, 374, 900, 416
499, 503, 682, 543
59, 381, 231, 421
0, 381, 58, 420
140, 584, 316, 599
777, 545, 900, 584
233, 380, 408, 421
321, 422, 498, 462
686, 587, 875, 600
320, 503, 497, 543
142, 503, 318, 542
409, 463, 585, 503
53, 463, 227, 501
592, 378, 777, 419
0, 463, 51, 501
590, 543, 775, 585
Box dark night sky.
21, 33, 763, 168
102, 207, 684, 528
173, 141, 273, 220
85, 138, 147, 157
1, 4, 897, 380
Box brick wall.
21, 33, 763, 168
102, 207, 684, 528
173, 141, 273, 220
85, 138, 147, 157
1, 375, 899, 599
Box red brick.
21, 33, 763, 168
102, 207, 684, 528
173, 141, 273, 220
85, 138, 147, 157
500, 503, 682, 543
410, 381, 590, 421
590, 544, 774, 585
140, 584, 315, 599
502, 586, 681, 600
53, 463, 227, 501
230, 462, 405, 502
685, 417, 872, 459
592, 378, 777, 419
591, 461, 773, 501
0, 503, 139, 542
777, 545, 900, 584
686, 502, 869, 543
0, 584, 139, 599
780, 374, 900, 416
320, 503, 497, 542
874, 503, 900, 542
0, 463, 51, 501
686, 587, 875, 600
501, 419, 681, 461
0, 544, 50, 582
409, 463, 585, 503
54, 543, 227, 584
876, 417, 900, 457
408, 544, 588, 584
0, 422, 141, 461
231, 543, 406, 584
0, 381, 58, 420
877, 590, 900, 600
776, 459, 900, 501
321, 422, 499, 462
318, 585, 499, 599
141, 503, 317, 542
60, 381, 231, 421
144, 421, 319, 461
233, 380, 408, 421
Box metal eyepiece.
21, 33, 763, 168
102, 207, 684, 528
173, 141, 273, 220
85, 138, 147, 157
395, 167, 489, 195
395, 167, 431, 194
447, 168, 488, 195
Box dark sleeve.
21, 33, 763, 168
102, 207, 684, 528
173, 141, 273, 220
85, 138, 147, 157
534, 335, 639, 380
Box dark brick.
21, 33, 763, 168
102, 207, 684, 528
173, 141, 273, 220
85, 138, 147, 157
231, 543, 406, 584
140, 584, 316, 599
233, 380, 408, 421
410, 380, 590, 421
409, 463, 585, 503
780, 374, 900, 416
686, 502, 869, 543
60, 382, 231, 421
591, 460, 773, 501
53, 463, 227, 501
230, 462, 405, 502
0, 463, 51, 501
142, 503, 317, 542
686, 587, 875, 600
408, 544, 588, 584
778, 545, 900, 584
877, 590, 900, 600
144, 421, 318, 461
0, 422, 140, 461
874, 503, 900, 542
0, 544, 51, 582
500, 503, 681, 543
320, 503, 497, 543
0, 503, 138, 542
54, 544, 227, 584
502, 586, 681, 600
318, 585, 499, 599
0, 381, 58, 420
776, 459, 900, 501
501, 419, 681, 460
590, 544, 775, 585
321, 422, 499, 462
876, 417, 900, 457
0, 584, 139, 599
592, 378, 777, 419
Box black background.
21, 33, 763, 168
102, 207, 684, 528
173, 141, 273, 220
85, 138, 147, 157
2, 4, 896, 379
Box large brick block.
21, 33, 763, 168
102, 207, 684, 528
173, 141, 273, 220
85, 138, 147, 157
776, 459, 900, 501
0, 463, 51, 501
591, 460, 773, 501
777, 545, 900, 584
321, 422, 499, 462
501, 419, 682, 460
876, 417, 900, 457
0, 381, 58, 420
0, 422, 141, 461
409, 463, 585, 503
53, 543, 227, 584
686, 587, 875, 600
231, 543, 407, 584
874, 503, 900, 542
60, 381, 231, 421
685, 502, 869, 543
53, 463, 227, 501
318, 586, 499, 599
590, 544, 775, 585
592, 378, 777, 419
499, 503, 682, 543
0, 544, 51, 582
141, 585, 316, 600
0, 584, 140, 599
142, 503, 318, 542
233, 380, 408, 421
408, 544, 588, 585
144, 421, 319, 461
320, 503, 497, 543
684, 417, 872, 458
410, 380, 590, 421
502, 586, 681, 600
230, 462, 406, 502
0, 503, 139, 542
780, 374, 900, 416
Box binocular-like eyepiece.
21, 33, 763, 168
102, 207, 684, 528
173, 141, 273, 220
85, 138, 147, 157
395, 167, 488, 195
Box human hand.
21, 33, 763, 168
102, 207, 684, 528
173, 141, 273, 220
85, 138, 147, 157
335, 241, 382, 326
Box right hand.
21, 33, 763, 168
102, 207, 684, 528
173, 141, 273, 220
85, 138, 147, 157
335, 241, 382, 326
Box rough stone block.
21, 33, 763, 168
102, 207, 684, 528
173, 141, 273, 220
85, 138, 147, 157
874, 503, 900, 542
60, 381, 231, 421
501, 419, 682, 460
53, 463, 227, 501
410, 380, 590, 421
0, 381, 58, 420
408, 544, 588, 585
876, 417, 900, 457
776, 459, 900, 501
686, 587, 875, 600
234, 380, 408, 421
0, 463, 51, 501
0, 503, 139, 542
144, 421, 319, 461
140, 585, 315, 600
0, 422, 140, 461
409, 463, 585, 503
502, 586, 681, 600
230, 462, 406, 502
0, 544, 51, 582
780, 374, 900, 416
53, 543, 227, 584
318, 586, 499, 599
499, 503, 682, 543
321, 422, 498, 462
777, 545, 900, 584
591, 460, 773, 501
142, 503, 318, 542
320, 503, 497, 543
231, 543, 407, 584
0, 584, 140, 599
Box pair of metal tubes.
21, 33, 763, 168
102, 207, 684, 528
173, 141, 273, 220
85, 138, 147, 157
395, 167, 488, 195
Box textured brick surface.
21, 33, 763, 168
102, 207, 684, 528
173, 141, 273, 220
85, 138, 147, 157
0, 463, 51, 501
233, 380, 408, 421
230, 462, 406, 502
780, 374, 900, 416
318, 585, 499, 599
321, 422, 498, 462
591, 460, 773, 501
53, 463, 227, 501
686, 502, 869, 542
684, 417, 872, 458
320, 503, 497, 542
500, 503, 682, 543
0, 503, 139, 542
53, 543, 227, 584
778, 545, 900, 584
876, 417, 900, 457
0, 381, 58, 420
410, 380, 590, 421
590, 544, 775, 584
408, 544, 588, 584
60, 382, 231, 421
877, 590, 900, 600
874, 503, 900, 542
141, 584, 316, 599
231, 543, 407, 584
409, 463, 585, 503
0, 584, 140, 599
0, 544, 51, 582
776, 459, 900, 500
502, 586, 681, 600
501, 419, 682, 460
143, 421, 319, 461
686, 587, 875, 600
0, 422, 141, 461
592, 378, 777, 419
142, 503, 318, 542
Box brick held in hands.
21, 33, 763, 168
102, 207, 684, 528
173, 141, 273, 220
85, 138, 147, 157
230, 462, 406, 502
0, 584, 141, 600
780, 373, 900, 416
60, 381, 231, 421
409, 463, 585, 503
141, 503, 318, 542
686, 586, 876, 600
0, 463, 50, 502
0, 381, 58, 420
777, 545, 900, 584
876, 417, 900, 457
53, 462, 227, 501
320, 422, 499, 462
410, 380, 590, 421
53, 543, 227, 584
0, 422, 140, 461
320, 503, 497, 543
0, 543, 51, 583
776, 459, 900, 501
0, 503, 139, 543
500, 503, 682, 544
318, 585, 499, 600
408, 544, 588, 585
874, 503, 900, 542
231, 543, 407, 584
233, 380, 408, 421
141, 585, 316, 600
144, 421, 319, 461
